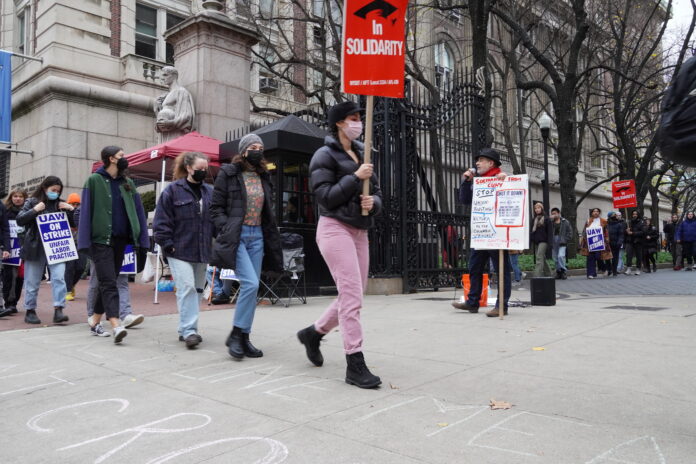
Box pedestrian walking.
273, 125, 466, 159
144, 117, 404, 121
64, 193, 86, 301
16, 177, 75, 325
606, 212, 625, 276
296, 101, 384, 388
154, 152, 213, 349
77, 146, 149, 342
624, 210, 646, 275
2, 188, 27, 316
579, 208, 612, 279
86, 261, 145, 329
550, 207, 572, 279
531, 202, 552, 277
210, 133, 282, 360
675, 211, 696, 271
643, 217, 659, 273
663, 214, 681, 269
450, 148, 511, 317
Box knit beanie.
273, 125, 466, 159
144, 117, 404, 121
238, 133, 263, 155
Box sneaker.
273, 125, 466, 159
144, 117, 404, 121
624, 267, 632, 275
179, 334, 203, 343
113, 326, 128, 344
588, 276, 595, 279
65, 290, 75, 301
451, 301, 479, 313
122, 314, 144, 328
90, 324, 110, 337
184, 334, 202, 349
634, 270, 641, 275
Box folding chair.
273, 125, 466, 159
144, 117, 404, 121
257, 233, 307, 307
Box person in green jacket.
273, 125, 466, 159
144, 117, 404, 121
77, 146, 149, 343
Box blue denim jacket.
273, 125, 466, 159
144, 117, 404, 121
153, 178, 213, 263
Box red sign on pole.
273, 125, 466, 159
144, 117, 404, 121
341, 0, 408, 98
611, 179, 638, 209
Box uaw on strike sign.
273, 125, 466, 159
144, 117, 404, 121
342, 0, 408, 98
37, 212, 78, 265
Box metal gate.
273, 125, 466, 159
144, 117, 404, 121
369, 73, 485, 292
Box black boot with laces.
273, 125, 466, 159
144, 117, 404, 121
226, 326, 245, 359
297, 325, 324, 366
345, 352, 381, 389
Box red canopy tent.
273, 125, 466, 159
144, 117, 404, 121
91, 131, 223, 182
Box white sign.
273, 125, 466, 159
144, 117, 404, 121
120, 245, 137, 274
470, 175, 529, 250
3, 219, 21, 266
37, 212, 78, 265
219, 269, 239, 281
586, 226, 605, 252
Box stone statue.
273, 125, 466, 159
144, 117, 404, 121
154, 66, 195, 142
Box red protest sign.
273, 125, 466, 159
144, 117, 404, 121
341, 0, 408, 98
612, 179, 638, 209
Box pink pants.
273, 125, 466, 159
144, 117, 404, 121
314, 216, 369, 354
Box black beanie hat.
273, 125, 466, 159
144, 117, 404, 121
328, 101, 364, 129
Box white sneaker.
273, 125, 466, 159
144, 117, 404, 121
90, 324, 110, 337
122, 314, 144, 328
624, 267, 632, 275
113, 326, 128, 344
634, 269, 641, 275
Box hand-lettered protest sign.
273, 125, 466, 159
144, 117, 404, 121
471, 175, 529, 250
2, 220, 22, 266
219, 269, 239, 281
611, 179, 637, 209
341, 0, 408, 98
586, 226, 606, 252
37, 212, 78, 265
120, 245, 137, 275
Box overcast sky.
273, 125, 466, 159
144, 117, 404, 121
668, 0, 695, 31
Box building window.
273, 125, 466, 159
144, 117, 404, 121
165, 13, 185, 64
259, 0, 275, 17
135, 3, 158, 59
434, 42, 454, 89
16, 8, 31, 55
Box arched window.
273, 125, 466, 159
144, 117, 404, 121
434, 42, 454, 89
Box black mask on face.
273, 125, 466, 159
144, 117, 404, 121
116, 157, 129, 172
246, 149, 263, 167
191, 169, 207, 183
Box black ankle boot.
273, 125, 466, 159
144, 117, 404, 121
53, 306, 69, 323
226, 326, 244, 359
297, 325, 324, 366
345, 352, 381, 389
242, 333, 263, 358
25, 309, 41, 324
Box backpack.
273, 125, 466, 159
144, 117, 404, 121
659, 55, 696, 167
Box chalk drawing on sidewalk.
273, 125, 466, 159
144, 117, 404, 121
1, 366, 75, 397
27, 398, 130, 432
585, 435, 666, 464
145, 437, 289, 464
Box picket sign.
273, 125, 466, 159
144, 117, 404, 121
37, 212, 78, 265
2, 220, 22, 266
219, 269, 238, 281
586, 226, 606, 252
120, 245, 137, 274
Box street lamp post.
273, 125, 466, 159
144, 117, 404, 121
539, 112, 552, 213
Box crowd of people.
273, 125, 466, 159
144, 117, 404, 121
0, 101, 383, 389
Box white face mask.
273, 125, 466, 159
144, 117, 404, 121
342, 120, 363, 141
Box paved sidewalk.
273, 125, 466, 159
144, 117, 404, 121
0, 285, 694, 463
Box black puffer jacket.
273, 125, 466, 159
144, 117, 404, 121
310, 136, 382, 229
16, 197, 75, 261
209, 163, 282, 272
626, 216, 646, 246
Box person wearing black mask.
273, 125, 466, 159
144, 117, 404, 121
210, 133, 282, 360
77, 146, 149, 343
154, 152, 213, 349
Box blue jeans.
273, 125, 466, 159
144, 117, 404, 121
466, 248, 511, 309
552, 236, 567, 272
234, 225, 264, 333
509, 254, 522, 282
206, 265, 233, 297
86, 261, 132, 318
168, 257, 207, 338
24, 255, 67, 310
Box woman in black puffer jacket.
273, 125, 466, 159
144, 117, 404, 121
296, 101, 383, 389
2, 188, 27, 315
210, 133, 282, 360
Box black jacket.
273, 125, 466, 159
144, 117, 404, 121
663, 221, 678, 242
16, 197, 75, 261
530, 216, 550, 244
607, 217, 626, 249
626, 216, 646, 246
643, 224, 660, 252
209, 163, 282, 272
310, 136, 382, 230
0, 203, 11, 252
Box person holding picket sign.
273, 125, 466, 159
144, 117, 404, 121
579, 208, 612, 279
210, 134, 282, 360
77, 146, 149, 343
296, 102, 384, 389
2, 188, 27, 316
153, 152, 213, 349
16, 177, 75, 325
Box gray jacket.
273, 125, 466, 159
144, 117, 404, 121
553, 217, 573, 245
